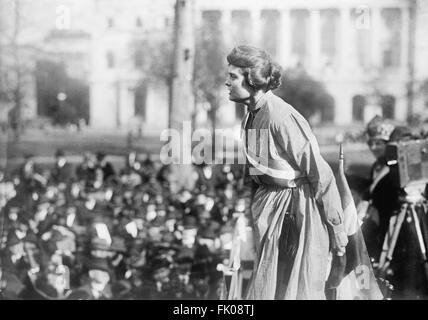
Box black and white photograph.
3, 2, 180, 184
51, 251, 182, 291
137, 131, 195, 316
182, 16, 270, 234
1, 0, 428, 304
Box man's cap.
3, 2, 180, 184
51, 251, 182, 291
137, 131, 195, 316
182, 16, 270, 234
55, 149, 65, 158
88, 257, 111, 274
7, 231, 21, 247
183, 216, 197, 229
198, 226, 217, 240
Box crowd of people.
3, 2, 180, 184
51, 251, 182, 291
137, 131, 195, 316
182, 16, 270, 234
0, 150, 252, 300
2, 115, 428, 300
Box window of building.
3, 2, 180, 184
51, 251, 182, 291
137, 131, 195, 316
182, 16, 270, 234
381, 8, 402, 68
202, 10, 221, 31
321, 9, 339, 67
107, 17, 114, 28
291, 10, 309, 66
320, 95, 335, 123
134, 82, 148, 119
201, 10, 222, 50
164, 17, 171, 28
231, 11, 252, 46
136, 17, 143, 28
352, 95, 366, 122
107, 51, 115, 69
352, 9, 371, 69
381, 94, 395, 119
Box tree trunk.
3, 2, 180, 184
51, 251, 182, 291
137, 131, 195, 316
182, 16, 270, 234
12, 0, 22, 141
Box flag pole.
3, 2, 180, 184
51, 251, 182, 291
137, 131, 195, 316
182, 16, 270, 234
339, 142, 344, 161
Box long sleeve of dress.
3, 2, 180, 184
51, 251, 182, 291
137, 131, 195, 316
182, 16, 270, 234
271, 112, 348, 246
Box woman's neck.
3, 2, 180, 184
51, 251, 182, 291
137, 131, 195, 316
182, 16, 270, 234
246, 91, 266, 112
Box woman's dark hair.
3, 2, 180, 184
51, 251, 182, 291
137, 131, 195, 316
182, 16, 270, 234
227, 45, 282, 91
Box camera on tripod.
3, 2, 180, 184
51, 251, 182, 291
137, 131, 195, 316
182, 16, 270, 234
379, 136, 428, 291
385, 137, 428, 198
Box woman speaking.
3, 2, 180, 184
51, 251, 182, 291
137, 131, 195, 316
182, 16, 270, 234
225, 46, 348, 299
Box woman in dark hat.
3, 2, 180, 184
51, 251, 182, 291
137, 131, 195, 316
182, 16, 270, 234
360, 116, 397, 260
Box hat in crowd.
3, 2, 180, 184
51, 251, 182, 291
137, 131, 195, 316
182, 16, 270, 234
157, 203, 167, 213
55, 149, 65, 158
366, 115, 395, 141
96, 151, 106, 161
66, 290, 92, 300
90, 237, 111, 251
176, 247, 194, 264
42, 227, 76, 254
110, 236, 127, 253
150, 256, 171, 272
25, 230, 39, 245
183, 216, 197, 230
88, 257, 111, 274
207, 220, 220, 232
151, 216, 166, 228
219, 221, 234, 235
198, 227, 217, 240
24, 153, 35, 161
7, 230, 21, 248
166, 208, 182, 221
134, 208, 146, 219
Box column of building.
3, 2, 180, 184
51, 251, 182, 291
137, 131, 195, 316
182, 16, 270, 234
398, 5, 411, 119
220, 9, 232, 51
218, 9, 236, 126
400, 5, 410, 76
309, 9, 321, 77
250, 8, 262, 47
370, 6, 382, 70
335, 6, 357, 124
278, 8, 291, 68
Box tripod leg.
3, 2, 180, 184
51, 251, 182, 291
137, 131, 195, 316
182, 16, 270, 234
419, 204, 428, 256
409, 204, 428, 289
410, 205, 428, 261
379, 216, 396, 269
378, 205, 407, 274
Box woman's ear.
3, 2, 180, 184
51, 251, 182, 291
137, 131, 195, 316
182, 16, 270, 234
244, 72, 256, 92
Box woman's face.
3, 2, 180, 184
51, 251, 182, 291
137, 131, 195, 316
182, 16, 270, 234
368, 138, 387, 159
225, 65, 252, 102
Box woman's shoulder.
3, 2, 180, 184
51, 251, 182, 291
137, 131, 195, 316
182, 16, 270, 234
266, 94, 308, 128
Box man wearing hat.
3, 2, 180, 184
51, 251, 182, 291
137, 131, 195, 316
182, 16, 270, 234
75, 152, 97, 188
71, 257, 113, 299
181, 216, 198, 249
95, 151, 116, 184
50, 149, 75, 187
0, 231, 30, 299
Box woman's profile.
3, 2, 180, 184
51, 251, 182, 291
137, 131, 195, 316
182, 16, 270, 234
225, 45, 348, 299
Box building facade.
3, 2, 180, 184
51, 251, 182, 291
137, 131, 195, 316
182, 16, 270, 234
198, 0, 428, 127
1, 0, 427, 134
